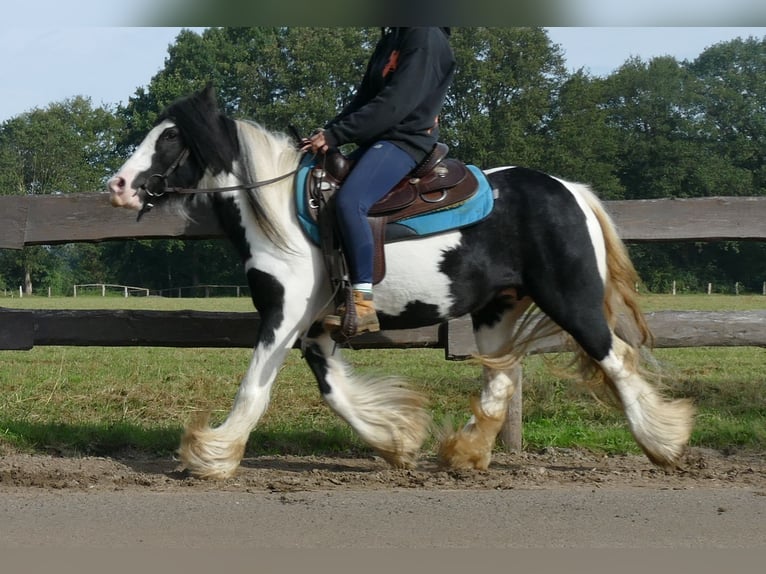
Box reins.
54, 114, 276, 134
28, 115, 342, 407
167, 169, 301, 195
136, 145, 304, 221
142, 146, 301, 198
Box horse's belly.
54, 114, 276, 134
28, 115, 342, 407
374, 232, 462, 320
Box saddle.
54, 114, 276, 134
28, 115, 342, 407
306, 143, 479, 285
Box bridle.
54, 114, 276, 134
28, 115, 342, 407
136, 145, 301, 220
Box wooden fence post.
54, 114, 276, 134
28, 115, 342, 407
499, 363, 523, 452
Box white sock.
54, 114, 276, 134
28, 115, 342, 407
352, 283, 373, 293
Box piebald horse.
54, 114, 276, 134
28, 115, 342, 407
108, 86, 693, 479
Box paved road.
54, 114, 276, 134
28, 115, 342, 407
1, 488, 764, 548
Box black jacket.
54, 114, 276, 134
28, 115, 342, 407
323, 27, 455, 164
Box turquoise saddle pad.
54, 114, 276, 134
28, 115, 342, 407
295, 157, 495, 245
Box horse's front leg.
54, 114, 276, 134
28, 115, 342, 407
178, 325, 297, 479
178, 266, 306, 479
301, 329, 431, 468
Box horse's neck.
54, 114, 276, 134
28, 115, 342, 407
207, 128, 306, 257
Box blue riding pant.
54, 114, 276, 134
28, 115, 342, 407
335, 141, 416, 285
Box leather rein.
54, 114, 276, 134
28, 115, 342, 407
142, 148, 301, 198
136, 146, 302, 219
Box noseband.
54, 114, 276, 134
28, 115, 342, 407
136, 146, 300, 220
141, 147, 191, 199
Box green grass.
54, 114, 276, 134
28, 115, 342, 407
519, 347, 765, 454
3, 292, 762, 312
1, 295, 255, 312
0, 294, 763, 457
635, 293, 765, 312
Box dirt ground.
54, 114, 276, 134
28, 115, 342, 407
1, 447, 763, 493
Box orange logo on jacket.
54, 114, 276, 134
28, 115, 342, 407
382, 50, 399, 77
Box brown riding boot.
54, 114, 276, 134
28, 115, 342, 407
323, 290, 380, 335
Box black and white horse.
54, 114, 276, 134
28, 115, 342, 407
108, 86, 693, 479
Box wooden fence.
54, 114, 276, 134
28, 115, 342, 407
2, 192, 765, 450
73, 283, 150, 297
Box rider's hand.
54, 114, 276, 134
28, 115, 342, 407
300, 129, 329, 154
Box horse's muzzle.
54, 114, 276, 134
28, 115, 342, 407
107, 175, 144, 211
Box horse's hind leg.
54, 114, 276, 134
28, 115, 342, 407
596, 335, 694, 468
529, 278, 694, 469
302, 329, 431, 468
438, 295, 531, 470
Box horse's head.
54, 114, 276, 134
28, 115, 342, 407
108, 84, 239, 218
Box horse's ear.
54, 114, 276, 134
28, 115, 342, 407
200, 82, 218, 111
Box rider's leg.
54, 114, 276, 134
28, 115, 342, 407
324, 141, 416, 334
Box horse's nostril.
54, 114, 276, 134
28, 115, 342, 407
108, 176, 126, 194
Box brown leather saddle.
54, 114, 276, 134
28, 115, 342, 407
305, 143, 479, 285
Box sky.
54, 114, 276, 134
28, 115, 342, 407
0, 25, 763, 124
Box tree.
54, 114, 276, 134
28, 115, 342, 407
120, 27, 374, 146
685, 36, 766, 292
231, 27, 376, 135
2, 28, 762, 295
443, 27, 568, 169
115, 27, 379, 292
0, 247, 49, 295
600, 56, 700, 199
544, 71, 624, 198
593, 40, 766, 291
688, 36, 766, 196
0, 96, 124, 294
97, 239, 243, 293
599, 51, 760, 200
0, 96, 123, 195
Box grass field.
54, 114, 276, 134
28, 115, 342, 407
0, 294, 763, 458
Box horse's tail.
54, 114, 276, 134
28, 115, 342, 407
577, 186, 653, 348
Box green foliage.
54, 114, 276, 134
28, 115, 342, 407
97, 238, 243, 292
0, 96, 123, 195
443, 27, 568, 168
0, 96, 125, 293
545, 71, 624, 197
688, 37, 766, 193
120, 27, 375, 144
0, 27, 763, 294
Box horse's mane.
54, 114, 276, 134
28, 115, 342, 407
236, 119, 302, 195
234, 120, 303, 252
159, 88, 240, 176
160, 87, 302, 252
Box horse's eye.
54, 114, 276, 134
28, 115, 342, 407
162, 128, 179, 141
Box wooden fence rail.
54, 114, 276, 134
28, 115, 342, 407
1, 193, 765, 451
2, 193, 766, 250
2, 308, 765, 353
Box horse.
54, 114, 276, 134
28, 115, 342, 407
107, 85, 694, 479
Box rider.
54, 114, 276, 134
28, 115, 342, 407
303, 27, 456, 335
